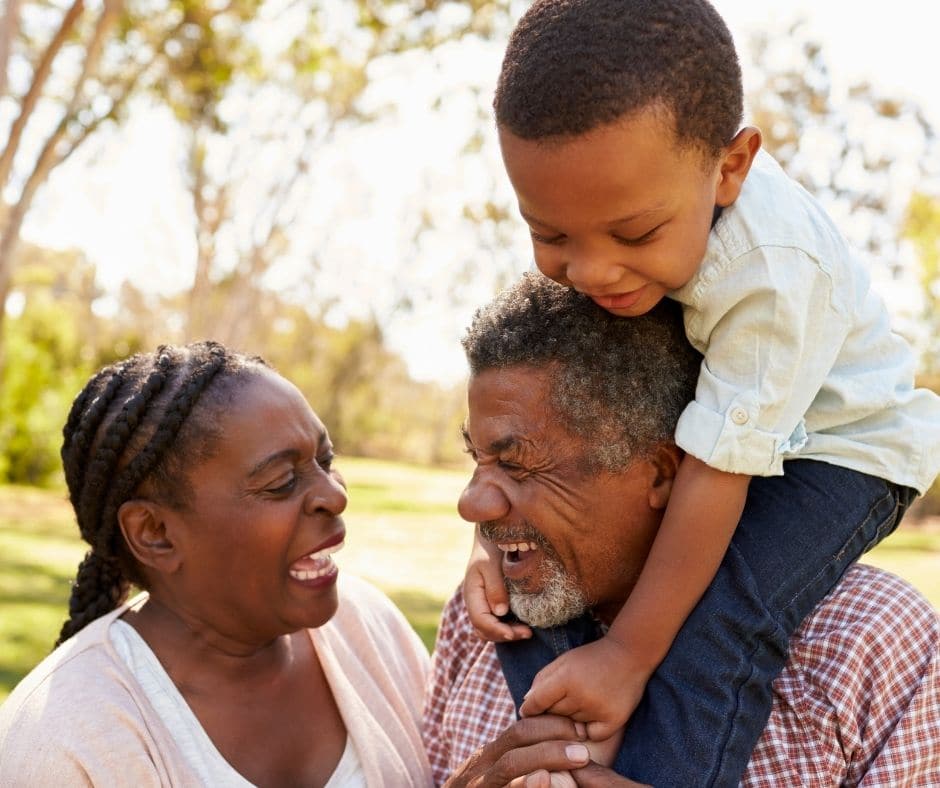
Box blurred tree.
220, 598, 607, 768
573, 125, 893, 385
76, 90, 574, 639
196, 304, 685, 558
0, 0, 263, 355
0, 243, 99, 484
903, 193, 940, 381
745, 23, 936, 276
178, 0, 515, 343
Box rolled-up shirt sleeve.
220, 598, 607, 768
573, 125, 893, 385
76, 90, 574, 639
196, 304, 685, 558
675, 245, 851, 476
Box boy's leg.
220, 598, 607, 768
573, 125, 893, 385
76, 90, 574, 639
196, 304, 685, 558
615, 460, 911, 787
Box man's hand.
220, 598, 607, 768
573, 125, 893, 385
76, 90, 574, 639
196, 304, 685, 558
464, 525, 533, 642
571, 763, 651, 787
444, 716, 590, 787
519, 636, 649, 741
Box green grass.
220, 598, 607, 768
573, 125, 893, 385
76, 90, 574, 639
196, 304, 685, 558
2, 461, 939, 702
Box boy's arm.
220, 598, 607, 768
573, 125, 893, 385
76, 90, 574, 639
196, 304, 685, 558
520, 455, 749, 738
465, 524, 533, 641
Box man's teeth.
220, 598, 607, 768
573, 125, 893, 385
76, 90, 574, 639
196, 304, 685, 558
496, 541, 539, 553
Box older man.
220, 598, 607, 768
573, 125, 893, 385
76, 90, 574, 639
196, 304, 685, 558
425, 273, 940, 786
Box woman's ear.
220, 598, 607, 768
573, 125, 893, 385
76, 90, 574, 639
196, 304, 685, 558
647, 443, 683, 510
118, 499, 181, 575
715, 126, 762, 207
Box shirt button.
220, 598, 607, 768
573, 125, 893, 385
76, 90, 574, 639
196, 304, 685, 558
731, 407, 749, 425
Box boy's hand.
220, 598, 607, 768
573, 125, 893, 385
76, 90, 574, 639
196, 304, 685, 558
519, 636, 649, 741
464, 526, 532, 642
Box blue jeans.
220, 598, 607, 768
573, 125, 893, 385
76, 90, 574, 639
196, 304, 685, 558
496, 460, 916, 787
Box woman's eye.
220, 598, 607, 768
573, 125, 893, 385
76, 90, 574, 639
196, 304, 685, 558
266, 475, 297, 495
317, 453, 334, 471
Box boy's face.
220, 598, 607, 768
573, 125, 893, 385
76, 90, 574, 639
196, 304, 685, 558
499, 109, 748, 316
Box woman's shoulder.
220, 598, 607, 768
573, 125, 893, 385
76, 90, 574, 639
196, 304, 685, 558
0, 614, 156, 781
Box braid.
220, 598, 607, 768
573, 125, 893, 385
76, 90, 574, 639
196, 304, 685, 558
76, 350, 173, 548
96, 345, 228, 554
61, 360, 133, 505
55, 552, 129, 646
56, 341, 256, 647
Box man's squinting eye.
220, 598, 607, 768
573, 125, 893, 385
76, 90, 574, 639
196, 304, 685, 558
317, 452, 334, 471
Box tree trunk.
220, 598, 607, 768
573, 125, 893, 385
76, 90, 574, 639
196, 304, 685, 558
0, 0, 85, 190
0, 0, 23, 100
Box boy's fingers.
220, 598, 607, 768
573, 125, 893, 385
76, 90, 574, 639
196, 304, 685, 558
585, 720, 618, 742
472, 616, 521, 642
520, 670, 567, 716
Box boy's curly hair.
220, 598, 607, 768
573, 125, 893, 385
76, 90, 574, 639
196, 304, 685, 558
494, 0, 743, 158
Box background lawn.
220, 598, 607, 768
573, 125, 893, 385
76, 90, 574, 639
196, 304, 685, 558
2, 457, 938, 701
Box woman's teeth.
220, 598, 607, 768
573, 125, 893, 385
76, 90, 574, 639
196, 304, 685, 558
289, 541, 344, 580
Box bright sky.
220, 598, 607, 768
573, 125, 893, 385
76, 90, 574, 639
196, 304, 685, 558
19, 0, 940, 383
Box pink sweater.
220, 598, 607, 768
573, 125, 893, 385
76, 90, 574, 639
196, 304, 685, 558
0, 574, 433, 786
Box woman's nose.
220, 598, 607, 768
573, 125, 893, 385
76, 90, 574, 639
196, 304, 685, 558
305, 471, 348, 516
457, 468, 510, 524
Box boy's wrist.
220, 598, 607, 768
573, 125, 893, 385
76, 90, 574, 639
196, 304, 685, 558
604, 632, 661, 677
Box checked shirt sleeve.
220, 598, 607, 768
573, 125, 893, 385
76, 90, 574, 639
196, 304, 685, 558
743, 564, 940, 786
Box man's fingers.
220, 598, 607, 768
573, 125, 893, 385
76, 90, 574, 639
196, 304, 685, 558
571, 762, 651, 787
484, 742, 590, 787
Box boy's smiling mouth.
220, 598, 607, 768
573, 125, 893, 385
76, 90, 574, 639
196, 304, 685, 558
588, 285, 648, 311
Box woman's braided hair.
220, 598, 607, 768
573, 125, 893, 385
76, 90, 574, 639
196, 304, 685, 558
56, 341, 267, 646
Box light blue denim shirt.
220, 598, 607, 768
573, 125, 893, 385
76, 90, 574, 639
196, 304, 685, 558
669, 150, 940, 493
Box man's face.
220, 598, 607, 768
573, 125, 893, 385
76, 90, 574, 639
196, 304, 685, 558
458, 365, 666, 626
499, 109, 726, 317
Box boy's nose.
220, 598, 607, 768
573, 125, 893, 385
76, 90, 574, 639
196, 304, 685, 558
457, 469, 510, 524
564, 245, 626, 292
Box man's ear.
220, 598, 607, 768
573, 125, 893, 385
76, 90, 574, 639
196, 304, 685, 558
647, 444, 683, 510
118, 499, 181, 575
715, 126, 762, 207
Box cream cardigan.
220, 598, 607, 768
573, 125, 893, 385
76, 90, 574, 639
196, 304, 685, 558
0, 574, 433, 787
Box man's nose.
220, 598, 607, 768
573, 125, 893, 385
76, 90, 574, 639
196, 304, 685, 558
457, 468, 510, 524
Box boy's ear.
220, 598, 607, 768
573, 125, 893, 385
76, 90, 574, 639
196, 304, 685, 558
715, 126, 762, 207
118, 499, 181, 575
647, 443, 684, 510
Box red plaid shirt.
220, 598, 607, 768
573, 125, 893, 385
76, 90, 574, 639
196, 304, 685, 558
423, 564, 940, 786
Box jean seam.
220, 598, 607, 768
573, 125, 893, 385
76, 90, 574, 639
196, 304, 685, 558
705, 546, 787, 788
775, 484, 895, 618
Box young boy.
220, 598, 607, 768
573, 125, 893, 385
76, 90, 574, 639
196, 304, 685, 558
464, 0, 940, 784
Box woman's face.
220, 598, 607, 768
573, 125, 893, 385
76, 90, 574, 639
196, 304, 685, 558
165, 367, 348, 644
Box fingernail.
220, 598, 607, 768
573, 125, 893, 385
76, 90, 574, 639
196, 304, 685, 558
574, 721, 587, 738
565, 743, 589, 762
494, 603, 508, 616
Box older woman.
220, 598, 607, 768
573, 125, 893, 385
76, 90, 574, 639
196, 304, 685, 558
0, 342, 431, 786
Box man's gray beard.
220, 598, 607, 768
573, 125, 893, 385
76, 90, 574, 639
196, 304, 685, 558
506, 553, 588, 629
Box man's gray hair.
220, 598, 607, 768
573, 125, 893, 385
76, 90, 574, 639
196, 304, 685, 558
462, 273, 701, 472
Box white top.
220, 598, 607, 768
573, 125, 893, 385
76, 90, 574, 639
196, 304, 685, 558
111, 620, 366, 788
0, 574, 432, 787
670, 150, 940, 492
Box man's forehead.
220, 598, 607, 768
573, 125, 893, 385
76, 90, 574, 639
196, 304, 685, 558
467, 367, 553, 432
